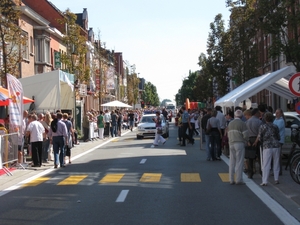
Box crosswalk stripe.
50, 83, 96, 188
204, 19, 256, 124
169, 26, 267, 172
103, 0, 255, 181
57, 175, 88, 185
22, 177, 51, 187
181, 173, 201, 182
99, 174, 125, 183
22, 173, 232, 187
140, 173, 162, 182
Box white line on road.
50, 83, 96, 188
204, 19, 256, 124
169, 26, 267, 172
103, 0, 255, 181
221, 155, 300, 225
140, 159, 147, 164
116, 190, 129, 202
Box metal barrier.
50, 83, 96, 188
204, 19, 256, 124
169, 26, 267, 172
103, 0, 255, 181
0, 132, 18, 174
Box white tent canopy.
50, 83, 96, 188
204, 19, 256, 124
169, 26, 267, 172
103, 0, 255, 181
101, 100, 132, 108
19, 70, 74, 111
214, 66, 296, 108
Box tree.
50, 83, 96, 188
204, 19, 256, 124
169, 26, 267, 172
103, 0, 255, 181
177, 71, 199, 105
205, 14, 229, 98
0, 0, 27, 85
142, 82, 160, 107
127, 72, 139, 106
225, 0, 260, 85
256, 0, 300, 71
58, 9, 89, 83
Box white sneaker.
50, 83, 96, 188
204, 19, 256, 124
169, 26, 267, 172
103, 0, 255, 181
151, 145, 155, 148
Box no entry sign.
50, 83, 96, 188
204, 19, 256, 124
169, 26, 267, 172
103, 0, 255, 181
289, 72, 300, 97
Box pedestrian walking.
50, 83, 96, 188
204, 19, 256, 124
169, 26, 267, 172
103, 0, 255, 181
151, 111, 166, 147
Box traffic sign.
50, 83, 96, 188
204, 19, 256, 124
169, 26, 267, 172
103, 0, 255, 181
289, 72, 300, 97
296, 102, 300, 114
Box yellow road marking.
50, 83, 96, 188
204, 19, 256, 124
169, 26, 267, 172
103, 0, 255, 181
140, 173, 162, 182
181, 173, 201, 182
57, 175, 88, 185
218, 173, 236, 182
99, 174, 125, 183
23, 177, 51, 187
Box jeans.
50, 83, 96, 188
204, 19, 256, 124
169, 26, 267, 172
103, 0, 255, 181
42, 138, 50, 161
52, 136, 65, 166
205, 135, 211, 159
110, 124, 117, 137
181, 123, 193, 145
209, 131, 220, 159
178, 127, 182, 142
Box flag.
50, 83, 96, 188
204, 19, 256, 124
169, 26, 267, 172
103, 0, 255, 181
6, 73, 23, 129
106, 66, 115, 90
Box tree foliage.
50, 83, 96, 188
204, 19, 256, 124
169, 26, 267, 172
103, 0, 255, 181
0, 0, 27, 85
58, 9, 89, 82
256, 0, 300, 71
127, 72, 140, 105
142, 81, 160, 107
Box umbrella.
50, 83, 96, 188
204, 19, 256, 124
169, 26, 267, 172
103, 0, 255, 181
101, 100, 132, 108
0, 86, 34, 106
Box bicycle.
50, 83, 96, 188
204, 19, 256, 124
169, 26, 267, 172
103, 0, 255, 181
287, 124, 300, 184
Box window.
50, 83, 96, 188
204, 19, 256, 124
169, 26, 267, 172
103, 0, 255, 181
21, 32, 29, 60
30, 36, 34, 55
34, 35, 51, 64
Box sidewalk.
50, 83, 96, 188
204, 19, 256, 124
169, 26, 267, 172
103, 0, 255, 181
0, 138, 107, 192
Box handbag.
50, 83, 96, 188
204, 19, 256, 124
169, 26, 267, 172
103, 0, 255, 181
157, 127, 163, 134
245, 146, 256, 159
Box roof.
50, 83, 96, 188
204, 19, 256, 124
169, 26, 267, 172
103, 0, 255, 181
215, 66, 296, 108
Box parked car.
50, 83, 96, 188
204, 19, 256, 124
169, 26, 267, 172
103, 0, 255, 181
136, 114, 169, 139
281, 112, 300, 154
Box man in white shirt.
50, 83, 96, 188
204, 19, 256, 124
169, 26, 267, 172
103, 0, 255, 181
26, 114, 45, 167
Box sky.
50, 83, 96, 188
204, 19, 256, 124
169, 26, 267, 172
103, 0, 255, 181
49, 0, 231, 102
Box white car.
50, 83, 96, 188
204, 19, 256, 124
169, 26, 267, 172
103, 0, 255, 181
136, 114, 169, 139
281, 112, 300, 154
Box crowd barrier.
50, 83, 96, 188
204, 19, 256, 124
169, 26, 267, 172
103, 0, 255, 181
0, 132, 18, 172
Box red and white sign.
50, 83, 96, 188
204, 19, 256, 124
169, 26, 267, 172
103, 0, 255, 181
295, 102, 300, 114
289, 72, 300, 97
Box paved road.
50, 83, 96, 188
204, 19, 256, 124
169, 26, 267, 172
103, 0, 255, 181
0, 124, 299, 224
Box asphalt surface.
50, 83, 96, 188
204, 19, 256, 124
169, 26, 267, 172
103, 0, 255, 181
0, 126, 300, 223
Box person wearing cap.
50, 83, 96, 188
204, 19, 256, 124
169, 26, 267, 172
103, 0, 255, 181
227, 110, 249, 185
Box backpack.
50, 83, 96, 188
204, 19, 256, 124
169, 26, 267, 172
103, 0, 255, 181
51, 118, 58, 132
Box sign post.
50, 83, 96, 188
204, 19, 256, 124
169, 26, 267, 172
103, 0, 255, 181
54, 52, 61, 69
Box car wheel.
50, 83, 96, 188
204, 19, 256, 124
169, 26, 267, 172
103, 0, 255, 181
162, 133, 167, 138
166, 130, 169, 138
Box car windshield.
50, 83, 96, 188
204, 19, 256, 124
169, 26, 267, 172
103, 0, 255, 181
141, 117, 154, 123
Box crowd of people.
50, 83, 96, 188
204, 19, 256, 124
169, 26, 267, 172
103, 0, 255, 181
196, 104, 284, 186
20, 110, 76, 168
14, 103, 285, 186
